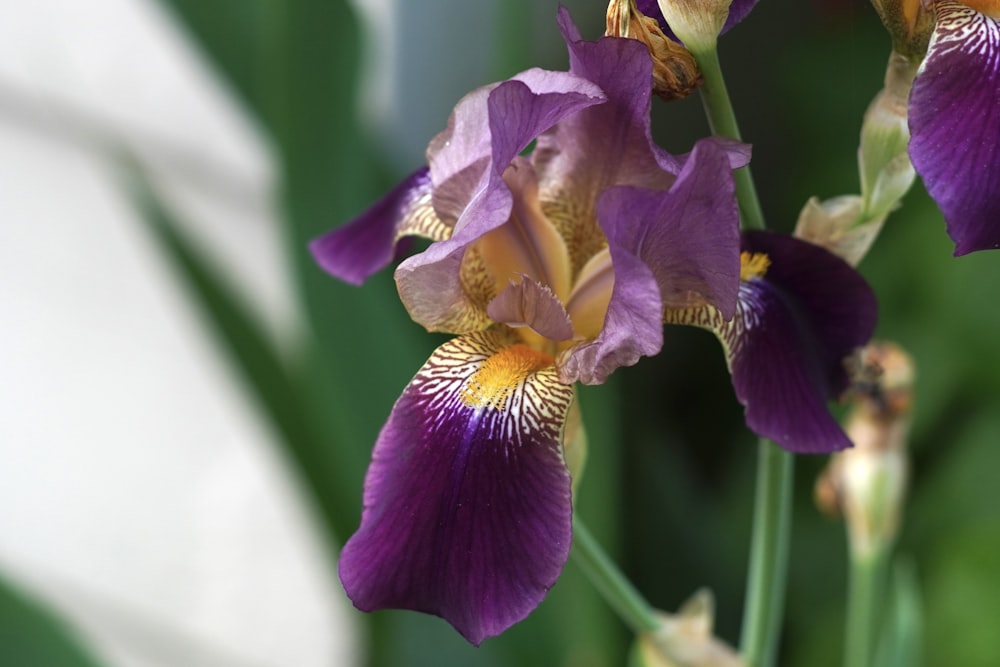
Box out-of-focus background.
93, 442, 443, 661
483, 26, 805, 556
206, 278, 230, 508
2, 1, 999, 666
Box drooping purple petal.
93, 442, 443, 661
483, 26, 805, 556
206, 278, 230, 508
666, 232, 878, 453
558, 137, 742, 386
487, 277, 575, 342
339, 331, 575, 645
309, 167, 444, 285
636, 0, 760, 40
397, 70, 605, 333
908, 0, 1000, 254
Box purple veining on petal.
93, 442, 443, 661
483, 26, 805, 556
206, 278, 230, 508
908, 1, 1000, 254
309, 166, 433, 285
730, 232, 878, 453
487, 277, 575, 342
339, 332, 574, 645
636, 0, 760, 40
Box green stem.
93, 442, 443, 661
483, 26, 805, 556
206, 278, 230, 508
692, 45, 766, 231
739, 440, 794, 667
571, 515, 660, 634
844, 549, 888, 667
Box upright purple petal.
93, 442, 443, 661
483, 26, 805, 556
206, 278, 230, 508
909, 0, 1000, 254
539, 9, 670, 196
559, 138, 742, 386
397, 72, 605, 333
487, 277, 575, 342
666, 232, 878, 453
309, 167, 443, 285
428, 72, 605, 224
339, 331, 575, 645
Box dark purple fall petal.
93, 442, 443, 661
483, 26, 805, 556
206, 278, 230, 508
309, 167, 438, 285
908, 0, 1000, 254
730, 232, 878, 453
339, 331, 574, 645
560, 138, 742, 385
635, 0, 760, 40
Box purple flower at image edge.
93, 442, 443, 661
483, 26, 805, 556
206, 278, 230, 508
908, 0, 1000, 254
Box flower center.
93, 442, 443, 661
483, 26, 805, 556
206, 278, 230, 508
739, 252, 771, 281
461, 344, 555, 410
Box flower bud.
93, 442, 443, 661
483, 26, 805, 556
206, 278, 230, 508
794, 195, 883, 267
858, 51, 919, 220
815, 342, 914, 559
869, 0, 934, 61
607, 0, 702, 100
631, 590, 745, 667
654, 0, 733, 52
794, 52, 919, 267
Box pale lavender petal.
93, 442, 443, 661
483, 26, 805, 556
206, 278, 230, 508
909, 1, 1000, 254
310, 167, 441, 285
558, 250, 662, 385
398, 70, 606, 332
339, 332, 575, 645
428, 73, 604, 224
558, 137, 742, 385
487, 278, 574, 342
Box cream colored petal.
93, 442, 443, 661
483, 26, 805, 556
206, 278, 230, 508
565, 247, 614, 341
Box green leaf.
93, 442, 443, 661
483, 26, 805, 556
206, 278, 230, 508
0, 574, 107, 667
154, 0, 275, 131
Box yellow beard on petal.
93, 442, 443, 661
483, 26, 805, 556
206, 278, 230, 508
739, 252, 771, 282
958, 0, 1000, 19
461, 344, 554, 410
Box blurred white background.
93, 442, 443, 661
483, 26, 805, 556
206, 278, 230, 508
0, 0, 346, 665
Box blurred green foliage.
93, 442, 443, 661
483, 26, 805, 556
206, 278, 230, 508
0, 575, 105, 667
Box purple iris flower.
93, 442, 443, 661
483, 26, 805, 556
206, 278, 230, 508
666, 232, 879, 454
908, 0, 1000, 254
310, 9, 748, 644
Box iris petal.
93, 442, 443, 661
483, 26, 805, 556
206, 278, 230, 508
309, 167, 446, 285
560, 138, 742, 385
487, 277, 575, 343
339, 331, 575, 645
397, 74, 605, 333
909, 0, 1000, 254
665, 232, 878, 453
